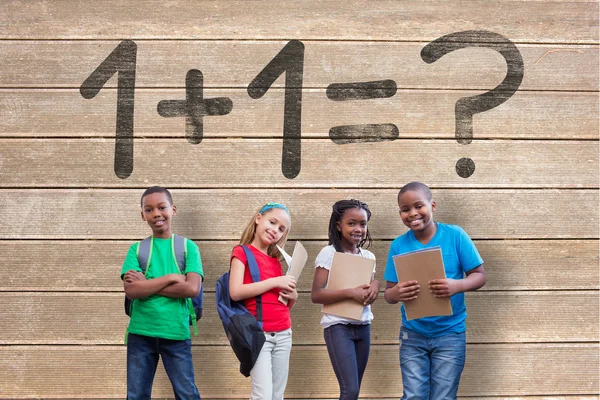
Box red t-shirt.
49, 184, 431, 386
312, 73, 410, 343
230, 245, 291, 332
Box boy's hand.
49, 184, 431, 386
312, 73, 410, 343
349, 284, 370, 303
124, 270, 146, 283
279, 288, 298, 301
363, 280, 380, 305
273, 275, 297, 292
393, 281, 420, 302
429, 278, 461, 298
168, 273, 186, 284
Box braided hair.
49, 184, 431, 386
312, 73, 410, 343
328, 199, 373, 252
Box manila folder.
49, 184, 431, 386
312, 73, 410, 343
393, 247, 452, 320
322, 252, 375, 320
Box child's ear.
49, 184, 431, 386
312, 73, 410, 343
336, 221, 341, 232
431, 201, 436, 212
140, 210, 146, 221
172, 205, 177, 215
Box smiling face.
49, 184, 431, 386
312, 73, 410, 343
141, 192, 176, 238
337, 207, 368, 253
252, 208, 291, 250
398, 189, 436, 240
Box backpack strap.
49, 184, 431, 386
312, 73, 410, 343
136, 236, 153, 274
173, 235, 199, 336
172, 234, 186, 271
241, 245, 263, 325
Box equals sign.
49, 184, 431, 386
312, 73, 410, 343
326, 79, 399, 144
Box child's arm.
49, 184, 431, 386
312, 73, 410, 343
279, 289, 298, 309
156, 272, 202, 298
311, 267, 371, 305
229, 257, 296, 301
123, 271, 184, 299
383, 280, 420, 304
363, 276, 380, 305
429, 265, 486, 297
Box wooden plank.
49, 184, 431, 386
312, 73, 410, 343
46, 398, 600, 400
1, 1, 597, 42
0, 240, 597, 292
0, 344, 597, 397
0, 139, 596, 188
0, 292, 596, 345
0, 42, 597, 91
0, 189, 597, 239
51, 398, 600, 400
1, 90, 597, 140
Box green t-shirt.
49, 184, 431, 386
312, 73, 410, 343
121, 236, 204, 340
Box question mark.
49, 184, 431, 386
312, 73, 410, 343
421, 31, 524, 178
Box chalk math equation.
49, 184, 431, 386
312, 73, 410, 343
80, 30, 524, 180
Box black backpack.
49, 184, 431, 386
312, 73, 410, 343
215, 245, 265, 377
124, 234, 204, 334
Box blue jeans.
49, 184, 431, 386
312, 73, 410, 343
127, 333, 201, 400
324, 323, 371, 400
399, 327, 466, 400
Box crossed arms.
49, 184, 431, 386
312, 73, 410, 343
123, 270, 202, 299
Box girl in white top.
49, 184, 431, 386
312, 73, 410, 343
311, 199, 379, 400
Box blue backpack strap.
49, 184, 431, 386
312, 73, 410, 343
241, 245, 263, 324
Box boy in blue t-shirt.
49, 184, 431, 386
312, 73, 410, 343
384, 182, 486, 400
121, 186, 203, 400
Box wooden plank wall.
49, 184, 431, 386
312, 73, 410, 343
0, 1, 598, 398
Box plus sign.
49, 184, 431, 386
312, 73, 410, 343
157, 69, 233, 144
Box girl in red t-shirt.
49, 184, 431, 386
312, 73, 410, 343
229, 202, 297, 400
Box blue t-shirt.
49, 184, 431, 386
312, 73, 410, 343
384, 222, 483, 338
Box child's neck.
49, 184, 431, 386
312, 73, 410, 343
413, 221, 437, 245
152, 231, 172, 239
250, 237, 270, 255
340, 242, 360, 254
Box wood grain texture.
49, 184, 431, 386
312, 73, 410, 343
0, 1, 597, 399
0, 240, 597, 292
34, 398, 600, 400
0, 292, 596, 345
0, 189, 596, 239
0, 42, 597, 90
1, 1, 597, 42
1, 90, 597, 139
0, 139, 596, 188
1, 344, 597, 397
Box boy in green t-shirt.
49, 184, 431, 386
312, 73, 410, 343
121, 186, 203, 400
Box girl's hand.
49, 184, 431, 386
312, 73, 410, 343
273, 275, 296, 292
279, 288, 298, 301
393, 281, 420, 302
363, 279, 380, 305
429, 278, 461, 298
349, 284, 370, 303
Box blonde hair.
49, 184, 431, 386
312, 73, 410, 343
239, 206, 291, 259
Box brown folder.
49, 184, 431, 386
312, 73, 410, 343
393, 247, 452, 320
322, 252, 375, 320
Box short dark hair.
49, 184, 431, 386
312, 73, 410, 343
398, 182, 432, 202
141, 186, 173, 207
328, 199, 372, 252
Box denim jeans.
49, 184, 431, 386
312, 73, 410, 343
399, 327, 466, 400
126, 333, 201, 400
324, 323, 371, 400
250, 328, 293, 400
